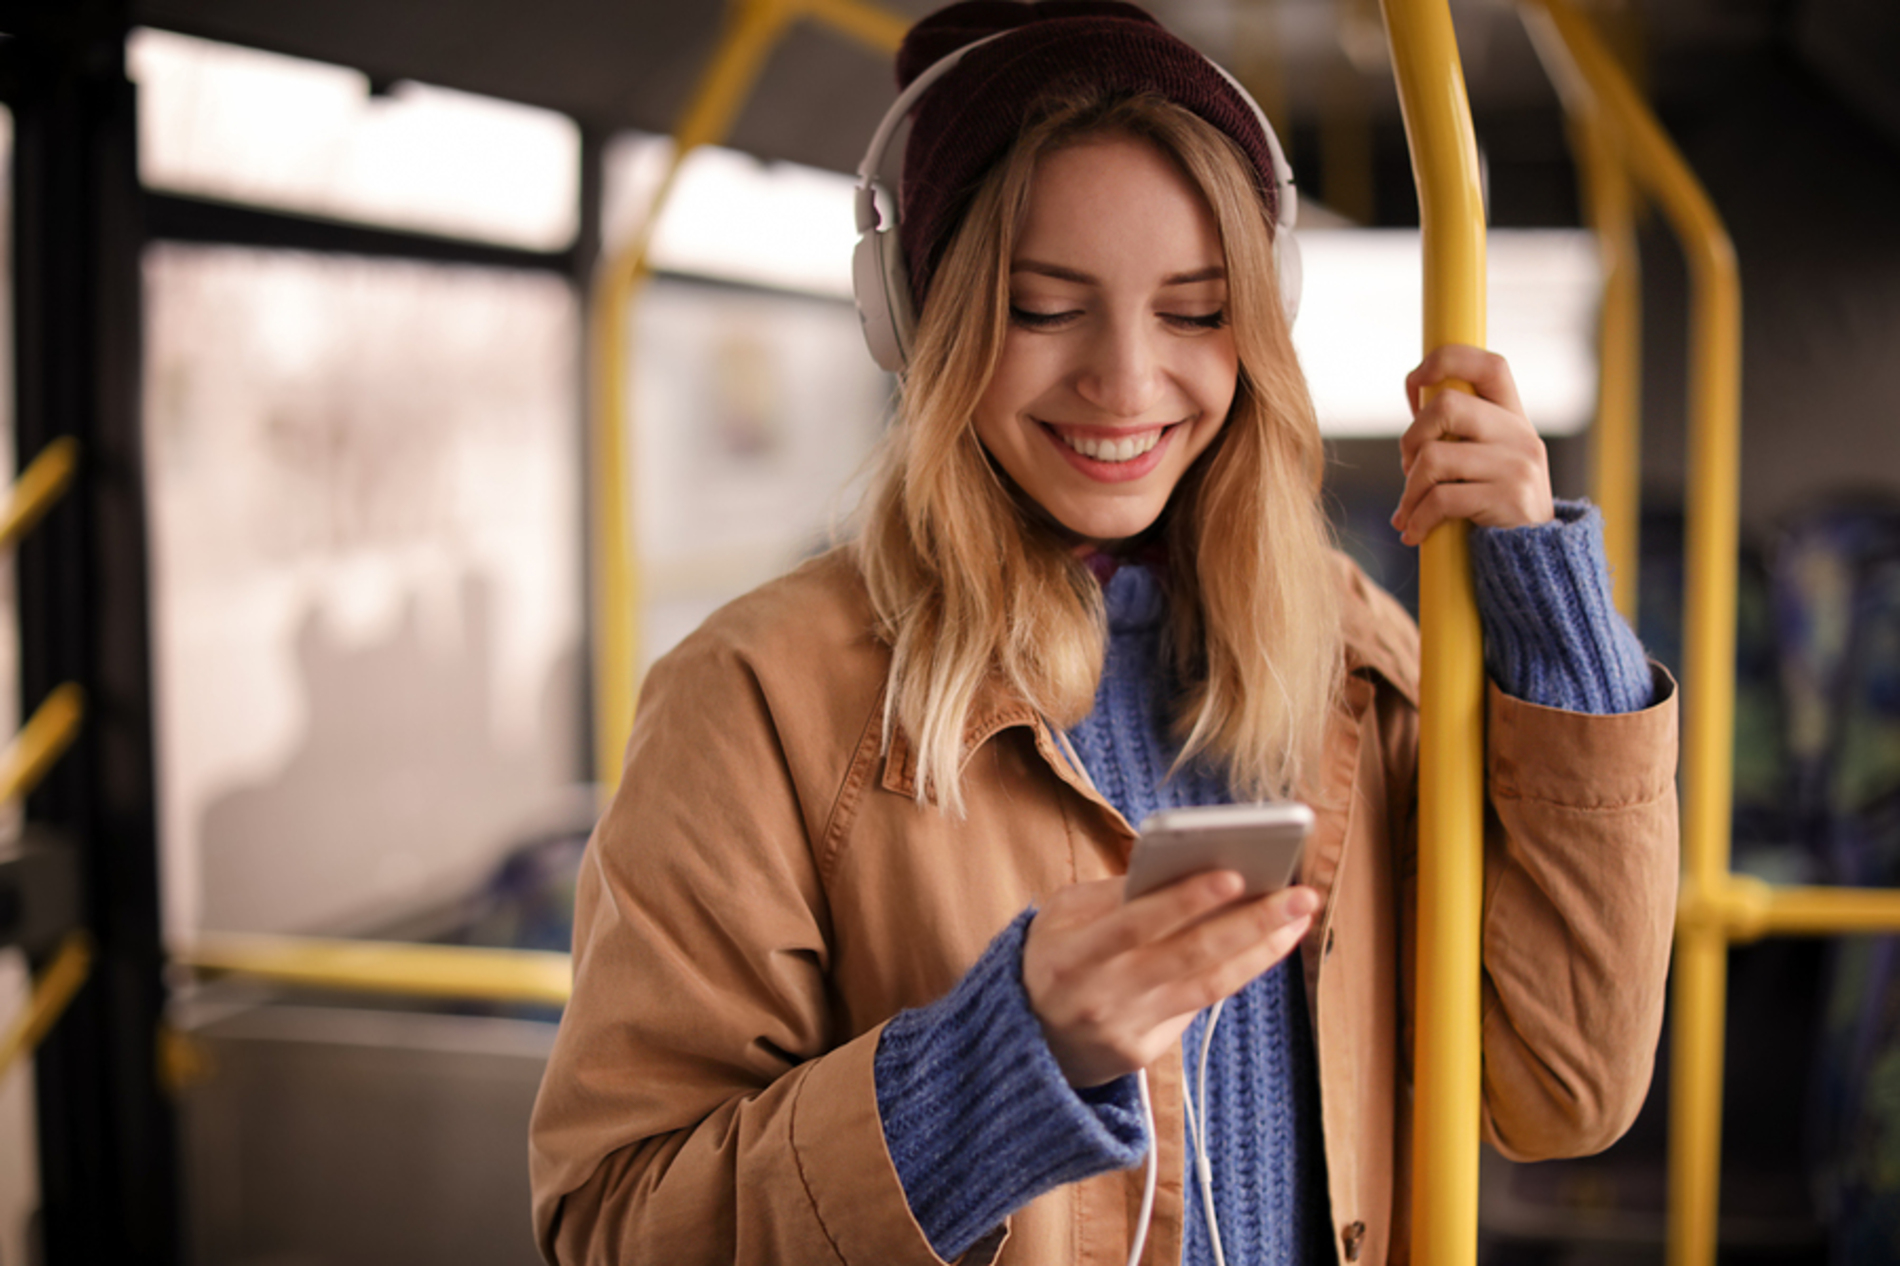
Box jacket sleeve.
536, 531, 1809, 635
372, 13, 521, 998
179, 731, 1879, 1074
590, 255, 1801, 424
527, 632, 969, 1266
1472, 669, 1680, 1159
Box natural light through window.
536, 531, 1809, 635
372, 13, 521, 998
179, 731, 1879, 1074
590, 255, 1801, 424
604, 134, 860, 299
129, 27, 579, 249
1294, 229, 1601, 436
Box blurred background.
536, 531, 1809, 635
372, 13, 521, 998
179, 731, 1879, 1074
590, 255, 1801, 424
0, 0, 1897, 1262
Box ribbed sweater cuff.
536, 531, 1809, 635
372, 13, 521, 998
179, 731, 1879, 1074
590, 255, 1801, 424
1470, 500, 1654, 715
874, 909, 1149, 1261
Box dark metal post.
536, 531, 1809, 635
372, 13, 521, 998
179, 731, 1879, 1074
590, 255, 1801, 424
573, 122, 605, 784
8, 2, 181, 1259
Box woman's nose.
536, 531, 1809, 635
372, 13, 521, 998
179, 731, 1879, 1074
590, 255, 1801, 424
1074, 319, 1163, 417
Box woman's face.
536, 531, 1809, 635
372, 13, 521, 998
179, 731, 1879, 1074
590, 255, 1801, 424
973, 133, 1239, 549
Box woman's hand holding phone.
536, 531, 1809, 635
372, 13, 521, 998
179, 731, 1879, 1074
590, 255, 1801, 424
1023, 871, 1320, 1089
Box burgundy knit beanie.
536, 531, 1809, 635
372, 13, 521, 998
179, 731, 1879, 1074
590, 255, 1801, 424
895, 1, 1280, 308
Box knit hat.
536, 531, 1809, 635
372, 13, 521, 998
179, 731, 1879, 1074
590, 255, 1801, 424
895, 1, 1281, 307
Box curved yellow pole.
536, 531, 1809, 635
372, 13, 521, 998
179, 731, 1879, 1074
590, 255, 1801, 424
802, 0, 910, 51
0, 932, 93, 1081
0, 683, 86, 806
180, 934, 574, 1008
0, 437, 80, 552
1378, 0, 1489, 1257
0, 435, 94, 1085
590, 0, 907, 794
590, 0, 794, 794
1520, 5, 1739, 1266
1569, 111, 1642, 621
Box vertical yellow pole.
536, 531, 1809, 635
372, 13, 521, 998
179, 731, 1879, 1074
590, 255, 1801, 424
1668, 189, 1742, 1266
589, 0, 907, 792
1667, 920, 1730, 1266
1379, 0, 1489, 1259
1520, 5, 1741, 1264
1570, 111, 1643, 622
589, 0, 798, 793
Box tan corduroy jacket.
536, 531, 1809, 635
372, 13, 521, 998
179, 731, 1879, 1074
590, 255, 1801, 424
529, 547, 1679, 1266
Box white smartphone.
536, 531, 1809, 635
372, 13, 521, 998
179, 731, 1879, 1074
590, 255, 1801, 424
1123, 802, 1314, 901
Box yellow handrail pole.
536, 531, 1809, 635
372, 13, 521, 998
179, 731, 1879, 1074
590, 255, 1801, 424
1678, 877, 1900, 944
180, 935, 574, 1009
1519, 5, 1741, 1265
1379, 0, 1489, 1258
589, 0, 907, 795
0, 932, 94, 1082
0, 437, 81, 552
801, 0, 910, 52
590, 0, 795, 793
1569, 111, 1643, 621
0, 684, 87, 806
1665, 921, 1727, 1266
1746, 888, 1900, 937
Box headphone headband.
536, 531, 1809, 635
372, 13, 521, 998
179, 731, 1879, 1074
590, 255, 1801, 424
851, 27, 1301, 372
854, 30, 1013, 234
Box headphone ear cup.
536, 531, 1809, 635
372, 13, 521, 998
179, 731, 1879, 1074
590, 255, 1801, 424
1274, 230, 1303, 326
853, 225, 902, 373
851, 221, 917, 374
880, 228, 917, 368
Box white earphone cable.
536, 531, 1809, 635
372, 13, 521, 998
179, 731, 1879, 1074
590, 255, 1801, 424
1185, 1001, 1229, 1266
1128, 1069, 1159, 1266
1129, 999, 1230, 1266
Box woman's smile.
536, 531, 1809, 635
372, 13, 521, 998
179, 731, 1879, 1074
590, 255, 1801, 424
1040, 420, 1184, 481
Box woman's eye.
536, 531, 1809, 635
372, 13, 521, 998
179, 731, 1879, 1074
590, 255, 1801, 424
1164, 310, 1228, 331
1008, 305, 1078, 330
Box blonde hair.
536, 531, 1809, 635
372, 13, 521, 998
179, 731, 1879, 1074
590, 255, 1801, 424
856, 90, 1343, 814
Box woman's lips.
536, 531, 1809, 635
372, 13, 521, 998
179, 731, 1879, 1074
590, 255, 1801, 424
1040, 420, 1182, 483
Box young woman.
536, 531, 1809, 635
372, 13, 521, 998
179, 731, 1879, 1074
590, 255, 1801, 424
529, 5, 1678, 1265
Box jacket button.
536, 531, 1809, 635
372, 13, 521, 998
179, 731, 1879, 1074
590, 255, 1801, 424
1324, 927, 1336, 958
1342, 1221, 1367, 1262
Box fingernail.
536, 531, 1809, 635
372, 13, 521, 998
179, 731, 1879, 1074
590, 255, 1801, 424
1286, 888, 1320, 918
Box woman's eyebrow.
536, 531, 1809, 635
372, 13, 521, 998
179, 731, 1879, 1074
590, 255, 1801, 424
1011, 260, 1096, 284
1162, 266, 1226, 286
1008, 261, 1228, 286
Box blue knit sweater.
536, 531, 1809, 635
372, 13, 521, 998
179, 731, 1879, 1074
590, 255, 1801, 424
874, 502, 1651, 1264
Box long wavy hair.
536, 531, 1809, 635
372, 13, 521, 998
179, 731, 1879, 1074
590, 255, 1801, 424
855, 87, 1343, 815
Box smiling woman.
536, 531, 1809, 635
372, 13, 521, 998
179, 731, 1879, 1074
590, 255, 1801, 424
529, 5, 1679, 1265
858, 85, 1344, 818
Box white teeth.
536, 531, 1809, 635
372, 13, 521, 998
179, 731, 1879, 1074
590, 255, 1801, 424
1058, 429, 1163, 463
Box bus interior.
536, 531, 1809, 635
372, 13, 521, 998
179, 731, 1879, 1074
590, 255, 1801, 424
3, 0, 1900, 1263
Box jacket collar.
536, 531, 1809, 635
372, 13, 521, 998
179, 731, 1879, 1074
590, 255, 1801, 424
880, 685, 1044, 800
878, 552, 1421, 800
1332, 552, 1420, 710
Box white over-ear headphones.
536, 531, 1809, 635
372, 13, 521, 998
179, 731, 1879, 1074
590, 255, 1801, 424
851, 29, 1303, 373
